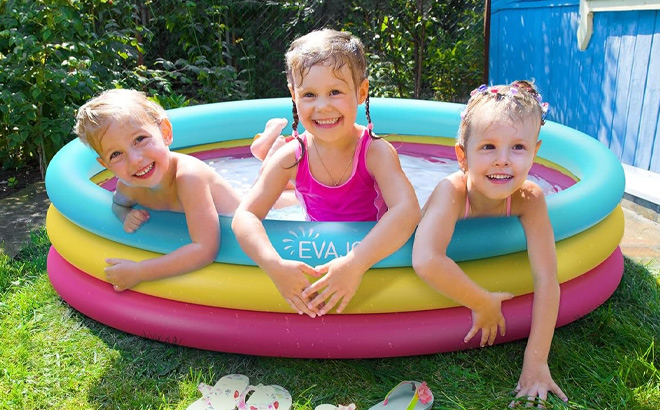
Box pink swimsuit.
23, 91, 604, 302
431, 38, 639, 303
294, 129, 387, 222
464, 195, 511, 219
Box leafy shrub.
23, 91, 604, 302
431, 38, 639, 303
0, 0, 485, 175
0, 0, 175, 175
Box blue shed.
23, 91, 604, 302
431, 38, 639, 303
488, 0, 660, 207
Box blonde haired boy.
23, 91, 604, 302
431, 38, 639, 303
75, 89, 240, 291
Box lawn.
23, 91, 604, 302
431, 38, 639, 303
1, 229, 658, 409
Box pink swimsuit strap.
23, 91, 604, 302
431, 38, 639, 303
464, 195, 511, 219
294, 129, 386, 222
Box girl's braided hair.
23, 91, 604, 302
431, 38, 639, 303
285, 29, 376, 167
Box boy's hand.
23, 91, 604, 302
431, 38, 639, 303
302, 256, 364, 316
105, 258, 142, 291
123, 209, 150, 233
465, 291, 514, 347
266, 259, 321, 318
509, 361, 568, 408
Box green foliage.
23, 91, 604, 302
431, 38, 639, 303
0, 0, 178, 175
349, 0, 485, 101
0, 0, 485, 175
147, 1, 248, 102
1, 0, 96, 175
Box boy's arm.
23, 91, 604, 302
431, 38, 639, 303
512, 183, 568, 405
105, 173, 221, 289
411, 175, 513, 347
231, 146, 319, 317
304, 140, 421, 314
111, 184, 150, 233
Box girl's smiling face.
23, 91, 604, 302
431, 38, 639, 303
289, 62, 368, 143
97, 118, 173, 188
456, 116, 541, 200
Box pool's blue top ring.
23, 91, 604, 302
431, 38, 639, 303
45, 97, 624, 267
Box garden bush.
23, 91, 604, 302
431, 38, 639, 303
0, 0, 484, 177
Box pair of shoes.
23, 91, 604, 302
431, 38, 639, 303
315, 404, 356, 410
368, 381, 433, 410
315, 381, 433, 410
186, 374, 292, 410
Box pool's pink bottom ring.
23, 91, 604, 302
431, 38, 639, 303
48, 246, 623, 359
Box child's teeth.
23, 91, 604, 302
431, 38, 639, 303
136, 163, 153, 176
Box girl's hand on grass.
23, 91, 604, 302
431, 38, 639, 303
302, 256, 364, 316
509, 361, 568, 408
464, 291, 514, 347
266, 259, 321, 318
105, 258, 142, 291
123, 208, 150, 233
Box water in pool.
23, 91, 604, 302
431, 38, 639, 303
207, 153, 564, 221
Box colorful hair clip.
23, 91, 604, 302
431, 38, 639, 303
470, 84, 488, 96
541, 102, 550, 123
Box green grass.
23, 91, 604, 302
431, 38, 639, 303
1, 229, 659, 409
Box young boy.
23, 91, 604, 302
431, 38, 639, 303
74, 89, 241, 291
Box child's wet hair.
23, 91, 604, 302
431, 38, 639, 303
74, 89, 167, 154
285, 28, 375, 150
457, 80, 548, 149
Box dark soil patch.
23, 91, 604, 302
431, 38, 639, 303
0, 164, 43, 201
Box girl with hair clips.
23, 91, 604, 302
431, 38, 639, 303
412, 81, 568, 407
232, 29, 420, 318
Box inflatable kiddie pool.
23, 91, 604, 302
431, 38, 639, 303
45, 98, 625, 358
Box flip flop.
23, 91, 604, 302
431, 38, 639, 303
238, 383, 293, 410
315, 404, 356, 410
187, 374, 250, 410
367, 381, 433, 410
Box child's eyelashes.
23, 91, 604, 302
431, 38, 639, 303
134, 135, 148, 145
301, 91, 343, 98
479, 143, 526, 151
109, 151, 122, 161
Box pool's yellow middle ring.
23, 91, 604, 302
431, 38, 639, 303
47, 205, 623, 314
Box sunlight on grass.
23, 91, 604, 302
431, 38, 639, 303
1, 230, 659, 409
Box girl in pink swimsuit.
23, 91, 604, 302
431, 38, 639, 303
232, 29, 420, 318
413, 81, 568, 406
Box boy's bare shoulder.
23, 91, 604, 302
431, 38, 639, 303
171, 152, 215, 178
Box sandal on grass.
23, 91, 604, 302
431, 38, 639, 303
238, 384, 292, 410
315, 404, 357, 410
187, 374, 250, 410
368, 381, 433, 410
